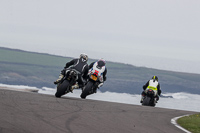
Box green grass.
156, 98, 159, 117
0, 48, 71, 67
177, 113, 200, 133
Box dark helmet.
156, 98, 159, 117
152, 76, 158, 81
80, 53, 88, 62
97, 59, 106, 69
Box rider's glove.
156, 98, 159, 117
98, 83, 104, 88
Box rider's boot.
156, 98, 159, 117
54, 74, 64, 84
140, 91, 146, 103
140, 95, 145, 103
155, 95, 159, 103
140, 97, 143, 103
70, 83, 79, 93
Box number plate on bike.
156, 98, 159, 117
90, 75, 97, 81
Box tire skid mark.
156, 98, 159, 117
0, 90, 31, 133
51, 97, 84, 132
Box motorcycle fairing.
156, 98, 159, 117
88, 62, 105, 82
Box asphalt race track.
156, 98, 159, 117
0, 89, 196, 133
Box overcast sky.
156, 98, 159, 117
0, 0, 200, 74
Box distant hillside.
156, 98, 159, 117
0, 47, 200, 94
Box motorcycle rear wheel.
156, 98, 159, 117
142, 97, 151, 106
142, 97, 155, 107
80, 81, 94, 99
55, 80, 69, 98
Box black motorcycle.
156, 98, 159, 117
142, 89, 157, 107
55, 69, 79, 98
80, 70, 102, 99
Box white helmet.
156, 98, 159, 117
80, 53, 88, 62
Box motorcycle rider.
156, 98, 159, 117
140, 76, 161, 103
88, 58, 107, 90
54, 53, 89, 92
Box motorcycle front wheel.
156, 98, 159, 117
55, 80, 70, 98
80, 81, 94, 99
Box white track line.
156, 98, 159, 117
171, 115, 191, 133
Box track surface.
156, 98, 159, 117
0, 89, 196, 133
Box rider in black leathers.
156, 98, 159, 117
54, 53, 89, 91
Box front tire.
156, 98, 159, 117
55, 80, 70, 98
80, 81, 94, 99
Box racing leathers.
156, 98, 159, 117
54, 57, 89, 89
88, 61, 107, 89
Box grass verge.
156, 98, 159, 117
177, 113, 200, 133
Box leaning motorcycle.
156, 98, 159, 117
80, 69, 103, 99
55, 69, 79, 98
142, 89, 157, 107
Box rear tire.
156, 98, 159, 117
80, 81, 94, 99
142, 97, 151, 106
142, 97, 156, 106
55, 80, 69, 98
